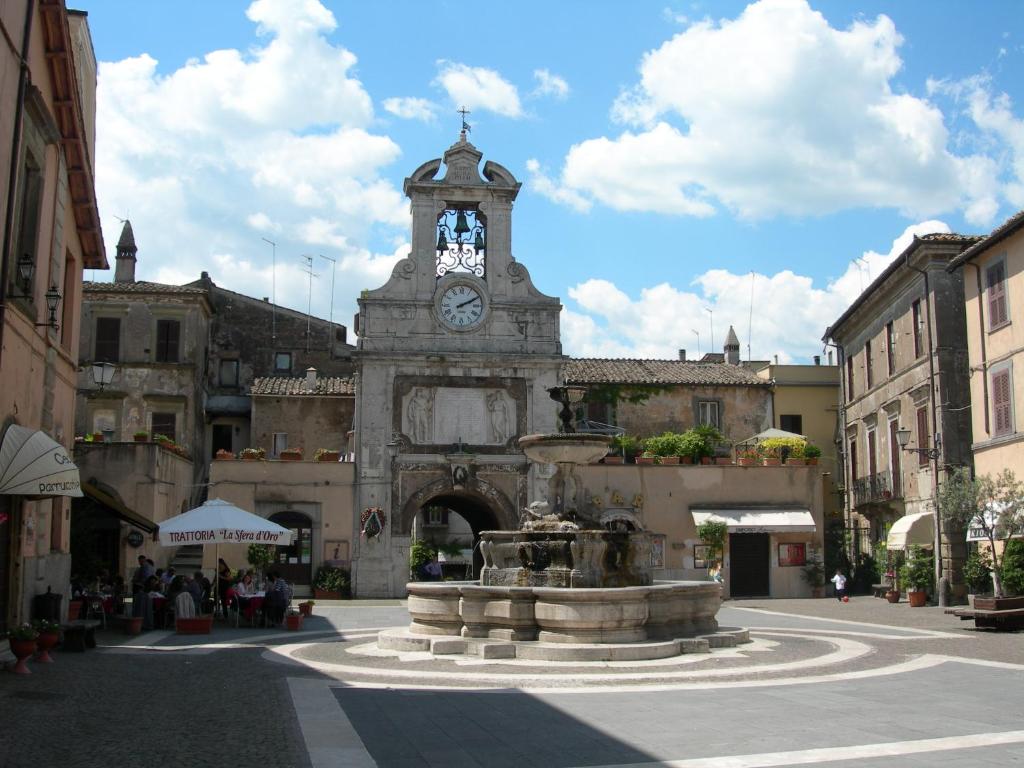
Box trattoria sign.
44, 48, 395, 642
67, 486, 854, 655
161, 529, 290, 545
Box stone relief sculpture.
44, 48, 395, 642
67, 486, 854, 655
406, 387, 433, 444
486, 391, 510, 444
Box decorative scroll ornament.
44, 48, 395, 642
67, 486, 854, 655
436, 208, 486, 278
360, 507, 386, 539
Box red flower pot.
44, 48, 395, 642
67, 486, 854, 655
659, 456, 680, 465
737, 457, 756, 466
35, 632, 59, 663
908, 590, 927, 607
286, 614, 304, 631
9, 639, 37, 674
602, 456, 624, 465
885, 590, 900, 603
298, 602, 313, 617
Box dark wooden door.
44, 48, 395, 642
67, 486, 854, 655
269, 511, 313, 586
729, 533, 770, 597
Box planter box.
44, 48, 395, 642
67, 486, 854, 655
659, 456, 680, 465
973, 596, 1024, 611
240, 453, 262, 461
736, 458, 756, 466
176, 615, 214, 635
133, 436, 149, 443
785, 458, 806, 466
700, 457, 713, 465
313, 589, 344, 600
715, 457, 732, 466
761, 458, 781, 466
279, 452, 303, 461
315, 450, 342, 462
214, 452, 235, 461
602, 456, 623, 465
286, 614, 304, 631
680, 456, 693, 465
636, 457, 655, 465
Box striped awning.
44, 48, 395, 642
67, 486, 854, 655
0, 425, 82, 498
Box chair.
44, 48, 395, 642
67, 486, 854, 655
84, 595, 107, 628
223, 589, 240, 628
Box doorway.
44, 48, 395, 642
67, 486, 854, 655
211, 424, 233, 458
729, 533, 770, 597
269, 510, 313, 586
412, 494, 499, 579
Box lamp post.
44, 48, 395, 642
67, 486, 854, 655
895, 425, 945, 604
91, 362, 115, 390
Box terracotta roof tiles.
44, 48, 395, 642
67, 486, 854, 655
250, 376, 355, 396
563, 359, 767, 386
83, 280, 207, 295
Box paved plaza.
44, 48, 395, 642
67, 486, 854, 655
1, 597, 1023, 767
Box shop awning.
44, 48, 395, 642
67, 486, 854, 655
886, 511, 934, 550
0, 425, 82, 497
691, 507, 816, 533
80, 481, 157, 533
966, 504, 1024, 542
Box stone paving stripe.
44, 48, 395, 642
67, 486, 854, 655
288, 677, 376, 767
574, 729, 1024, 768
731, 607, 965, 638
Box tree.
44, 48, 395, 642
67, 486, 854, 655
937, 468, 1024, 597
697, 520, 728, 568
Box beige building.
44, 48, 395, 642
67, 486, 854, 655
250, 370, 355, 459
948, 210, 1024, 480
1, 2, 106, 628
824, 233, 980, 595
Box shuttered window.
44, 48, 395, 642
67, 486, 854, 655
155, 319, 180, 362
846, 357, 855, 401
865, 340, 874, 388
986, 260, 1008, 328
992, 368, 1013, 437
848, 439, 858, 482
912, 300, 923, 358
95, 317, 120, 362
916, 406, 929, 467
886, 321, 896, 376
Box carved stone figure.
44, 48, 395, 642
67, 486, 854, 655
486, 391, 509, 444
406, 388, 433, 444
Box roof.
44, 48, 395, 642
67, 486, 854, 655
83, 280, 207, 295
563, 359, 768, 386
116, 220, 136, 250
250, 376, 355, 396
948, 209, 1024, 271
823, 232, 982, 342
725, 325, 740, 346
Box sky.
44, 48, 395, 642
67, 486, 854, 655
79, 0, 1024, 363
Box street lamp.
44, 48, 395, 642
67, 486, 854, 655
91, 362, 115, 390
895, 424, 945, 606
895, 426, 941, 461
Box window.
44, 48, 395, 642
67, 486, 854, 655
778, 543, 806, 567
10, 146, 43, 301
916, 406, 929, 466
151, 412, 176, 443
888, 419, 901, 497
61, 251, 76, 351
848, 438, 858, 481
986, 259, 1009, 329
912, 300, 923, 358
867, 429, 877, 477
219, 359, 239, 387
886, 321, 896, 376
274, 352, 292, 373
846, 356, 855, 401
779, 414, 803, 434
697, 400, 720, 429
155, 319, 180, 362
865, 340, 874, 389
992, 366, 1014, 437
272, 432, 288, 458
426, 506, 445, 526
95, 317, 121, 362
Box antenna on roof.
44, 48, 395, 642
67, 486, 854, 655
319, 254, 336, 354
747, 271, 754, 362
300, 255, 319, 352
262, 238, 277, 341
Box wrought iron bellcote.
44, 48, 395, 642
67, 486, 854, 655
436, 208, 486, 278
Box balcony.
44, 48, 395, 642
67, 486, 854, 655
851, 470, 899, 508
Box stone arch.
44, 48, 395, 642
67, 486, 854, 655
397, 474, 517, 536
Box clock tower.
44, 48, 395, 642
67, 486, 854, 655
351, 130, 563, 597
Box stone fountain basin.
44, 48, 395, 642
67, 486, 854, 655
518, 433, 612, 465
405, 580, 722, 644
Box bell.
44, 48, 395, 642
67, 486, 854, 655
436, 231, 448, 251
474, 231, 485, 253
454, 210, 470, 235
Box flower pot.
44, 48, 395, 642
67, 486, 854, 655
636, 456, 655, 465
280, 452, 302, 461
133, 435, 148, 443
91, 433, 104, 442
315, 450, 341, 463
9, 639, 37, 674
298, 602, 314, 617
659, 456, 680, 465
715, 457, 732, 465
736, 457, 756, 466
176, 615, 213, 635
241, 453, 261, 461
67, 600, 82, 621
214, 451, 234, 461
35, 631, 59, 663
602, 455, 624, 465
123, 616, 144, 635
286, 614, 304, 631
786, 458, 806, 466
885, 590, 900, 603
761, 458, 781, 466
313, 589, 343, 601
680, 456, 693, 465
700, 457, 713, 465
908, 590, 927, 607
806, 458, 819, 465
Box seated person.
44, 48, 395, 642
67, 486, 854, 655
234, 570, 256, 597
262, 571, 291, 626
186, 573, 204, 612
174, 589, 196, 621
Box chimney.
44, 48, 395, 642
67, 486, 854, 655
114, 220, 137, 283
678, 349, 686, 361
724, 325, 740, 365
774, 354, 779, 365
305, 367, 317, 392
814, 355, 821, 366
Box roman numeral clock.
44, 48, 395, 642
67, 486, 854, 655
437, 280, 487, 330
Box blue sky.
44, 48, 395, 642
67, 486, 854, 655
80, 0, 1024, 362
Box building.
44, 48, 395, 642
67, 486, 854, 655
0, 2, 106, 628
948, 210, 1024, 481
824, 233, 981, 594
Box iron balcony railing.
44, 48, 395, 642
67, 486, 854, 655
851, 470, 899, 507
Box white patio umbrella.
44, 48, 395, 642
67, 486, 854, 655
158, 498, 294, 611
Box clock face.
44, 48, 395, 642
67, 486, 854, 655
438, 283, 485, 329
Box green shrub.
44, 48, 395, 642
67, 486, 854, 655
409, 539, 438, 579
899, 545, 934, 591
803, 444, 822, 459
962, 549, 992, 594
759, 437, 807, 460
697, 520, 728, 565
1001, 540, 1024, 595
611, 434, 641, 458
314, 566, 350, 594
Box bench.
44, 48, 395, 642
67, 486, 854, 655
871, 583, 890, 598
951, 607, 1024, 631
61, 619, 102, 651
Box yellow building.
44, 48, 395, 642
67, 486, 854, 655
949, 210, 1024, 479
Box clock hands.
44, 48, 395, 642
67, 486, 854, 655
456, 297, 480, 309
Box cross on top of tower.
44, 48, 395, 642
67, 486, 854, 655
458, 106, 471, 135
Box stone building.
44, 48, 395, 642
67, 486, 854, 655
824, 232, 981, 592
250, 369, 355, 459
948, 210, 1024, 483
0, 2, 106, 628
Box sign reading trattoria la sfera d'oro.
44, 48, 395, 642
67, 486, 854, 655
164, 529, 290, 544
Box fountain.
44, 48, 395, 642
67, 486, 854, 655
379, 386, 746, 660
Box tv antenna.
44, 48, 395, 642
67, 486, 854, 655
262, 238, 277, 341
319, 254, 336, 352
300, 255, 319, 352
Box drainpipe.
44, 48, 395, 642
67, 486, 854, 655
0, 0, 36, 372
905, 254, 946, 607
965, 263, 989, 436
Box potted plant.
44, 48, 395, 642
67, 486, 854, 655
760, 444, 781, 466
6, 623, 39, 674
313, 565, 350, 599
298, 599, 315, 617
314, 448, 341, 462
32, 619, 60, 663
91, 431, 105, 442
643, 433, 682, 465
736, 447, 758, 466
636, 451, 656, 465
802, 553, 826, 598
176, 615, 214, 634
247, 543, 274, 585
610, 434, 641, 463
697, 519, 728, 581
899, 546, 933, 607
133, 430, 149, 443
803, 444, 822, 465
285, 609, 304, 631
962, 549, 992, 607
602, 453, 624, 465
239, 447, 265, 461
279, 447, 303, 461
214, 449, 235, 461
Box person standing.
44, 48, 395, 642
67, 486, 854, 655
831, 569, 848, 602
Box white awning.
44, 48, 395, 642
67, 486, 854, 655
0, 425, 82, 498
158, 498, 294, 546
887, 511, 934, 550
691, 508, 816, 533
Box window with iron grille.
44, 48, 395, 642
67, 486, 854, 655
155, 319, 180, 362
95, 317, 121, 362
986, 259, 1009, 329
912, 300, 923, 358
151, 412, 176, 443
992, 367, 1013, 437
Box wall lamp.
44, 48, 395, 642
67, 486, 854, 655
895, 426, 941, 461
92, 362, 115, 390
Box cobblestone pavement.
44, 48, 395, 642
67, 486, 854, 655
1, 597, 1021, 767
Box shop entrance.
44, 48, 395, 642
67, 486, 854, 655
269, 510, 313, 586
729, 532, 770, 597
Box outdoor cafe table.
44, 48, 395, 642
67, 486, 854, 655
236, 592, 265, 622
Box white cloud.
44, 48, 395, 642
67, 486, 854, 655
539, 0, 1010, 224
525, 159, 591, 213
561, 220, 950, 362
94, 0, 408, 331
532, 69, 569, 99
383, 97, 437, 121
434, 61, 523, 118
